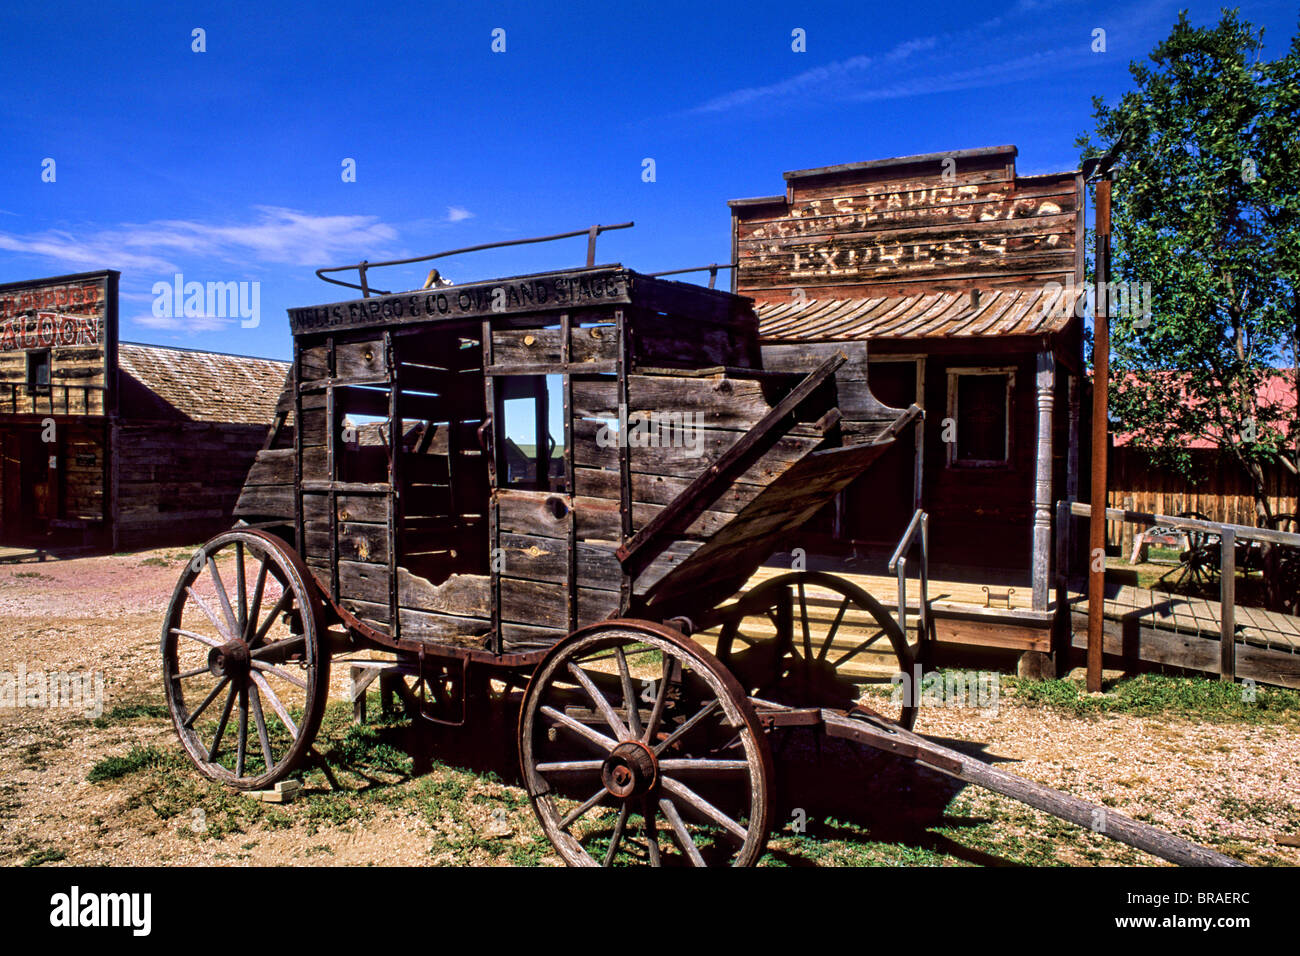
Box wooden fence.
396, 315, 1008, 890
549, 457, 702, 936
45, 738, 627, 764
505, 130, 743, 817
1107, 446, 1297, 551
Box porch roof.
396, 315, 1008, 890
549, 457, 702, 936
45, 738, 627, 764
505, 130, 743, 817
755, 285, 1084, 342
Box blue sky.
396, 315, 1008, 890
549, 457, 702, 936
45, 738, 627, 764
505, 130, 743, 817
1, 0, 1297, 364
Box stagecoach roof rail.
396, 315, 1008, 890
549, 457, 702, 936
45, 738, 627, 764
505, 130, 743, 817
645, 262, 737, 289
314, 222, 635, 298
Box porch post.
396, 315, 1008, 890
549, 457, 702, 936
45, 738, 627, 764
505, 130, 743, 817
1031, 351, 1056, 611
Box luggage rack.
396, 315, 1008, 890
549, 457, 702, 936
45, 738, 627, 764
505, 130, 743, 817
315, 221, 635, 297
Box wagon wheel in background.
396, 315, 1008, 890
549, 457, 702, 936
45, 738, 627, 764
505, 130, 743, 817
162, 530, 329, 790
1268, 514, 1300, 615
519, 621, 773, 867
1159, 511, 1221, 593
705, 571, 919, 731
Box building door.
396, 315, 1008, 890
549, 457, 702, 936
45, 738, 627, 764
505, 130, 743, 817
838, 359, 921, 555
0, 428, 54, 543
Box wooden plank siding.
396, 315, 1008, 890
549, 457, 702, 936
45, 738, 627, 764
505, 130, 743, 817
1107, 446, 1298, 551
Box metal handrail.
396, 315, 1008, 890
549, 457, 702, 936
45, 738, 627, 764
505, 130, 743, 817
887, 509, 930, 654
315, 222, 635, 297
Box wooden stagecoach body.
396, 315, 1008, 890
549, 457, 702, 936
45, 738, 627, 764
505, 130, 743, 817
234, 265, 914, 660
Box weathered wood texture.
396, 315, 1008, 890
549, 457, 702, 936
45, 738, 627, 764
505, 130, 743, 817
1107, 446, 1298, 552
116, 421, 266, 548
732, 150, 1083, 304
0, 273, 112, 416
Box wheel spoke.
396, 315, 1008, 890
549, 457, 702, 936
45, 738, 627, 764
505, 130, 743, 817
540, 705, 618, 754
250, 672, 299, 738
235, 687, 249, 778
643, 799, 661, 867
175, 664, 211, 680
250, 683, 275, 773
558, 788, 609, 830
819, 597, 851, 661
245, 557, 269, 643
615, 646, 643, 739
661, 776, 748, 843
183, 589, 233, 642
183, 676, 230, 728
565, 662, 630, 741
643, 657, 672, 744
797, 582, 812, 659
657, 759, 750, 772
208, 685, 238, 762
171, 626, 223, 649
832, 631, 885, 668
252, 589, 294, 647
659, 798, 706, 866
207, 558, 241, 642
251, 660, 308, 690
653, 699, 719, 755
603, 804, 630, 866
534, 760, 605, 773
235, 542, 247, 636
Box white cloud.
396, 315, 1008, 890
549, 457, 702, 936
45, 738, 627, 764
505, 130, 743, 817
681, 0, 1173, 118
446, 206, 474, 223
132, 311, 236, 333
0, 206, 400, 274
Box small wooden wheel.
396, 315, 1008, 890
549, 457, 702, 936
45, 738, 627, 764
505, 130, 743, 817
519, 621, 773, 867
707, 571, 919, 730
162, 530, 329, 790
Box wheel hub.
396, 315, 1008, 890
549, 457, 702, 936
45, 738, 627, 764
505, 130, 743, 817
601, 740, 657, 798
208, 639, 251, 681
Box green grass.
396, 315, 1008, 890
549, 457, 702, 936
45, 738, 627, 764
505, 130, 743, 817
22, 847, 67, 867
1005, 673, 1300, 723
87, 745, 184, 782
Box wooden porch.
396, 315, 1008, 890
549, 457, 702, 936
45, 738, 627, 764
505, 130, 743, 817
701, 562, 1300, 690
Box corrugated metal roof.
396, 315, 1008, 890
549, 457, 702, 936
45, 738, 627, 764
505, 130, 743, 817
118, 343, 290, 424
756, 286, 1084, 341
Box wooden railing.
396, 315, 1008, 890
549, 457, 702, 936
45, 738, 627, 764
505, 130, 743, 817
1064, 501, 1300, 681
0, 382, 106, 416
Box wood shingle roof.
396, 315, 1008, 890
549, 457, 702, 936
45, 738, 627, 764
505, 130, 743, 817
118, 342, 289, 425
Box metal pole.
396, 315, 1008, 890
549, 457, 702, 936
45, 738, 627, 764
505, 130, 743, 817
1087, 177, 1111, 693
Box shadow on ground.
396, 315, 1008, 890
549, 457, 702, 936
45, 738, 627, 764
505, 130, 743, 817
321, 687, 1023, 866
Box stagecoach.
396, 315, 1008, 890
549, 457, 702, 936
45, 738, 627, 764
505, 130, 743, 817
160, 228, 1238, 866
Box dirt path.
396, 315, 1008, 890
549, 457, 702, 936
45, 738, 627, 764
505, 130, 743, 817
1, 546, 1296, 867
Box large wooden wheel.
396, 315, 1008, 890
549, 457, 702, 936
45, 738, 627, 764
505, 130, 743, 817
162, 530, 329, 790
519, 621, 773, 867
706, 571, 920, 730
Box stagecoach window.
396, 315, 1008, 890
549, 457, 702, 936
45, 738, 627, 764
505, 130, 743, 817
27, 349, 50, 390
497, 374, 565, 491
946, 368, 1014, 467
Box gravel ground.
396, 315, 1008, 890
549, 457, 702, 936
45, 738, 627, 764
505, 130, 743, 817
0, 546, 1296, 867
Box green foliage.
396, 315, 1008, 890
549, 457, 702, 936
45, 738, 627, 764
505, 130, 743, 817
1077, 11, 1300, 500
1006, 673, 1300, 722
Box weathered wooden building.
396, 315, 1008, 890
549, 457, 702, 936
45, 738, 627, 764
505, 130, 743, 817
0, 270, 289, 551
729, 145, 1089, 652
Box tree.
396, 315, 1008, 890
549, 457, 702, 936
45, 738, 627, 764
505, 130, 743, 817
1078, 9, 1300, 611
